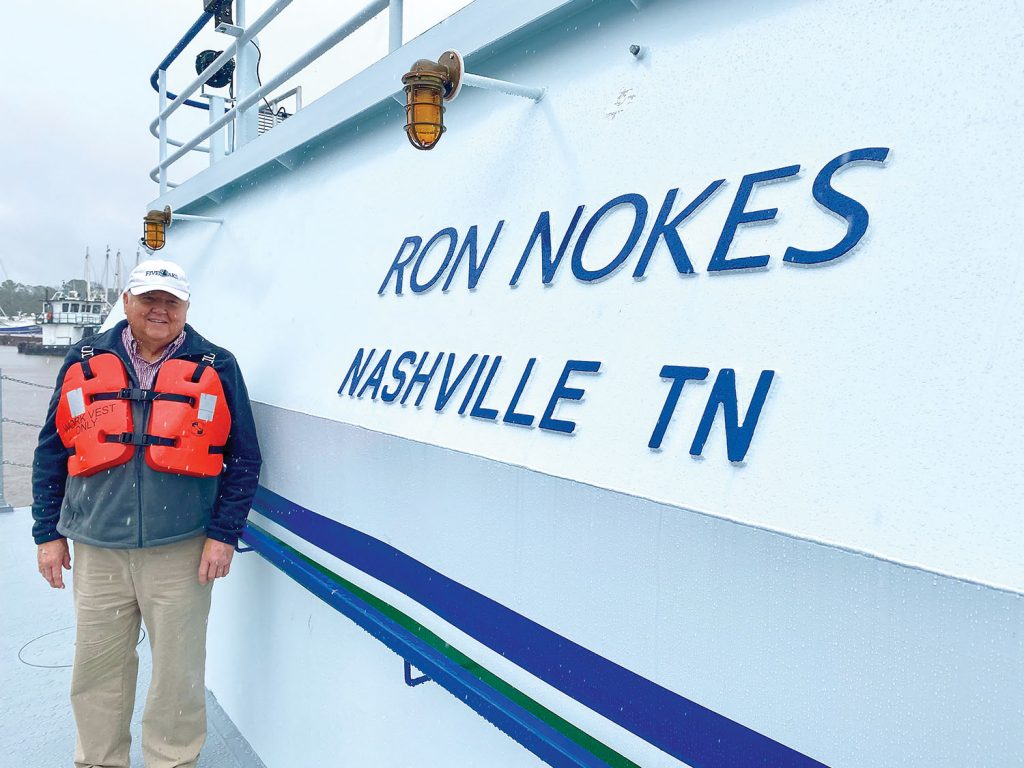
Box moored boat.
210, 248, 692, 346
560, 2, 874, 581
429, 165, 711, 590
21, 288, 110, 356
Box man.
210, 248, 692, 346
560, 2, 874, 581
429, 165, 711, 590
32, 258, 262, 768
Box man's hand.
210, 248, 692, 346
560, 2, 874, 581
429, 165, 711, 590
198, 538, 235, 585
38, 539, 71, 589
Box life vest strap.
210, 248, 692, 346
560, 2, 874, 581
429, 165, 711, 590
102, 433, 226, 455
80, 348, 96, 380
104, 432, 177, 448
190, 353, 217, 384
92, 389, 194, 405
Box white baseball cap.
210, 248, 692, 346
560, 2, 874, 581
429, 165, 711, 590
125, 259, 190, 301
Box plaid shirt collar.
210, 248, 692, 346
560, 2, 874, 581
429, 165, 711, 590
121, 324, 186, 388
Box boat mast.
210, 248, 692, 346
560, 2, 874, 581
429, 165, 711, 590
101, 246, 110, 302
0, 258, 8, 319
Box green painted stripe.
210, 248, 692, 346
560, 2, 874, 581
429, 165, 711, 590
249, 523, 640, 768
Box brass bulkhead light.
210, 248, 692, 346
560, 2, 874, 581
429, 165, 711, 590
401, 50, 463, 150
143, 206, 173, 251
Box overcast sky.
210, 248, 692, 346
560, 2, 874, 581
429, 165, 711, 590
0, 0, 467, 289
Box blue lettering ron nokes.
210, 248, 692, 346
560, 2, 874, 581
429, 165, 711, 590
377, 146, 890, 295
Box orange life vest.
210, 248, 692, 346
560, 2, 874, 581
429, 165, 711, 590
55, 352, 135, 476
147, 357, 231, 477
56, 350, 232, 478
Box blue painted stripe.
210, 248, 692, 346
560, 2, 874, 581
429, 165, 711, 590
252, 486, 829, 768
242, 525, 610, 768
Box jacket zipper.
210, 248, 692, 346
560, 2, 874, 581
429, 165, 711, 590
103, 334, 208, 547
135, 442, 144, 548
120, 349, 146, 549
129, 350, 192, 547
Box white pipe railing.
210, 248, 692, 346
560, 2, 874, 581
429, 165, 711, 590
148, 127, 212, 152
266, 86, 303, 112
152, 0, 392, 185
158, 69, 169, 194
151, 2, 543, 188
149, 0, 293, 138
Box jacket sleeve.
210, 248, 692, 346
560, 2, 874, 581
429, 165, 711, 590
207, 355, 262, 546
31, 352, 77, 545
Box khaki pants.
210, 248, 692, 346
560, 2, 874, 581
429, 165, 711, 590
71, 536, 212, 768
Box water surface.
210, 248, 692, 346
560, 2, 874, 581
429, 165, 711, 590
0, 346, 62, 507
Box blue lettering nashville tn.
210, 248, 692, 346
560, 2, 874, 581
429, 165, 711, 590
339, 349, 774, 463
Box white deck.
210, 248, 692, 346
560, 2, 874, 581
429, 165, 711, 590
0, 508, 266, 768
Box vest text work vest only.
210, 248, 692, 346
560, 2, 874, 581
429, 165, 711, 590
55, 350, 231, 478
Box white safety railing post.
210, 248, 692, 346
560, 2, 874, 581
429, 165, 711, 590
236, 40, 261, 147
158, 69, 169, 194
0, 370, 12, 514
389, 0, 403, 52
209, 94, 225, 165
235, 0, 260, 148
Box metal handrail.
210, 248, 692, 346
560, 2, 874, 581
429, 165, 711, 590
150, 0, 391, 185
151, 0, 295, 189
147, 11, 214, 155
149, 0, 294, 139
149, 10, 215, 112
43, 314, 105, 325
242, 523, 614, 768
151, 0, 406, 188
265, 85, 302, 113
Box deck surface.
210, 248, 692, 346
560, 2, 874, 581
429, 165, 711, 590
0, 507, 266, 768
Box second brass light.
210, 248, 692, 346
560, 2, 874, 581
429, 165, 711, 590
143, 206, 173, 251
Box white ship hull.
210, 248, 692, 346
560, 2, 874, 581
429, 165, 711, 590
145, 1, 1024, 765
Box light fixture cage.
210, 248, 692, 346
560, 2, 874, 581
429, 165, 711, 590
143, 206, 172, 251
404, 85, 446, 150
401, 51, 463, 150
